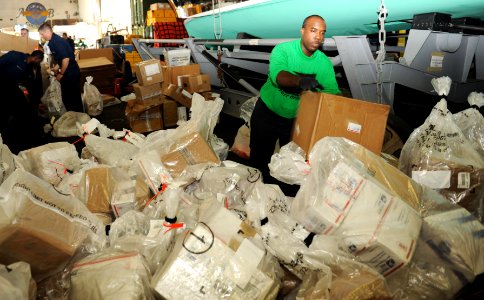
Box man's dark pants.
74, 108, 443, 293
249, 99, 300, 196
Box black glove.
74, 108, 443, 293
299, 76, 322, 91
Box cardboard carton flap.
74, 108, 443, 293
293, 92, 390, 156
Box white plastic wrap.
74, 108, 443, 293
467, 91, 484, 108
453, 107, 484, 156
151, 223, 277, 300
84, 134, 139, 168
292, 137, 423, 276
138, 132, 220, 193
180, 93, 224, 141
245, 180, 390, 299
110, 188, 184, 272
399, 99, 484, 222
230, 124, 251, 159
0, 135, 15, 185
0, 169, 105, 281
269, 141, 310, 185
210, 134, 229, 161
193, 161, 262, 211
52, 111, 91, 138
82, 76, 103, 116
16, 142, 81, 186
240, 96, 258, 124
387, 207, 484, 299
136, 94, 224, 190
0, 262, 36, 300
431, 76, 452, 96
41, 76, 66, 117
70, 250, 153, 300
111, 171, 150, 218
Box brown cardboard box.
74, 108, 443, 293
163, 84, 192, 108
125, 100, 164, 133
0, 225, 75, 280
78, 48, 114, 62
163, 100, 179, 127
135, 59, 163, 86
352, 146, 422, 215
0, 32, 38, 52
179, 74, 211, 93
292, 92, 390, 156
78, 57, 116, 95
161, 132, 220, 177
133, 82, 163, 103
0, 170, 101, 280
85, 167, 114, 214
161, 64, 200, 88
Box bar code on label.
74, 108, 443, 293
457, 172, 470, 189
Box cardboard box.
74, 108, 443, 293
303, 161, 421, 276
292, 92, 390, 156
163, 100, 178, 127
147, 9, 165, 18
85, 167, 113, 214
78, 48, 114, 62
179, 74, 211, 93
165, 49, 191, 67
150, 3, 171, 10
352, 146, 423, 212
135, 59, 163, 86
78, 57, 116, 95
161, 64, 200, 88
125, 100, 164, 133
0, 225, 75, 280
0, 170, 102, 281
0, 32, 38, 53
133, 82, 163, 103
163, 84, 192, 108
160, 132, 220, 178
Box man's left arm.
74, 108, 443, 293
56, 58, 69, 81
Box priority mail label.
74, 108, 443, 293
347, 122, 362, 133
457, 172, 470, 189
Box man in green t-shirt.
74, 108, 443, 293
250, 15, 341, 192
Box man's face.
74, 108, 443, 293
39, 29, 52, 41
20, 29, 28, 37
300, 17, 326, 56
27, 57, 42, 66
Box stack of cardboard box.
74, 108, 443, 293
124, 50, 142, 73
161, 63, 213, 112
125, 59, 180, 133
146, 4, 177, 26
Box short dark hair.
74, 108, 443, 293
30, 50, 44, 61
21, 28, 29, 32
38, 22, 52, 32
302, 15, 325, 28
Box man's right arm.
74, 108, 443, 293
276, 71, 301, 89
270, 46, 320, 91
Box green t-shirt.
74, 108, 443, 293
260, 39, 341, 118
